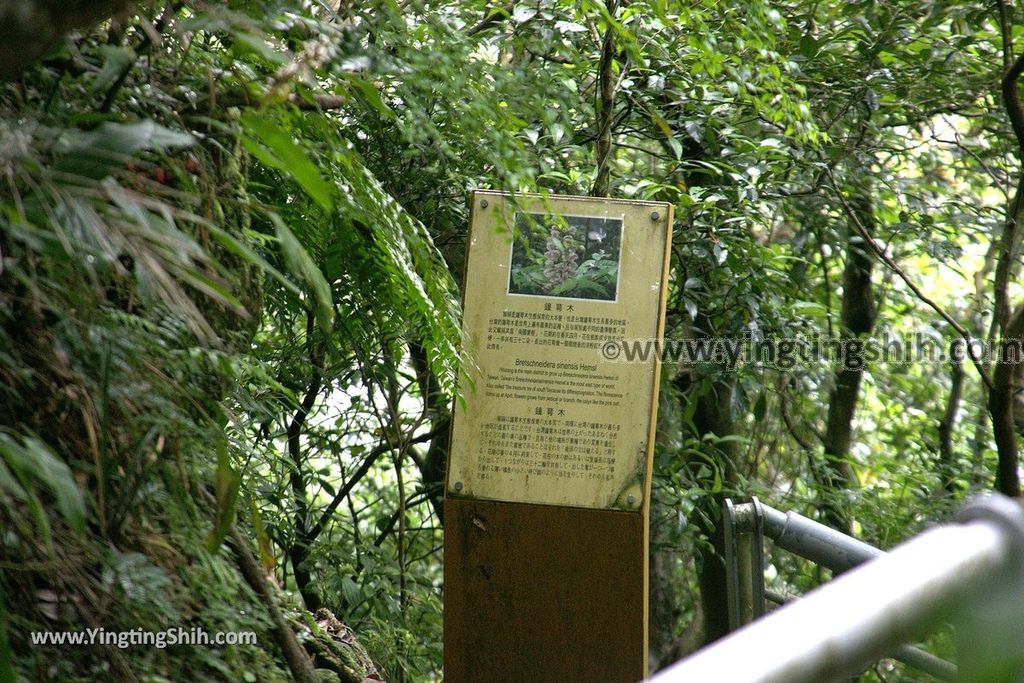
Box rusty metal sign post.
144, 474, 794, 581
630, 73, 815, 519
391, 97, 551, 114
444, 191, 673, 683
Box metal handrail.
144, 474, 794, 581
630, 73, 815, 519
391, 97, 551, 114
722, 497, 951, 679
650, 495, 1024, 683
763, 590, 957, 681
759, 502, 881, 572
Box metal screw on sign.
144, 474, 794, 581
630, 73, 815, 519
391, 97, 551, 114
650, 211, 660, 221
454, 481, 464, 492
480, 199, 489, 209
627, 494, 636, 505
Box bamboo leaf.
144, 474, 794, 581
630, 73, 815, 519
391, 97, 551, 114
250, 500, 276, 572
207, 439, 240, 553
0, 433, 86, 534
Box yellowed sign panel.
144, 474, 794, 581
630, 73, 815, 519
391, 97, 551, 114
447, 191, 672, 511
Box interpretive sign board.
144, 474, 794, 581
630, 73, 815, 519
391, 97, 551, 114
446, 191, 672, 511
444, 191, 672, 683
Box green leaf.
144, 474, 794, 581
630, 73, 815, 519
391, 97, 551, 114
343, 74, 396, 120
272, 214, 335, 332
89, 45, 136, 95
799, 34, 818, 58
753, 393, 767, 421
231, 31, 289, 65
207, 438, 240, 553
341, 576, 361, 606
205, 224, 303, 298
250, 500, 276, 572
55, 121, 194, 180
0, 433, 85, 533
0, 457, 26, 502
240, 111, 335, 211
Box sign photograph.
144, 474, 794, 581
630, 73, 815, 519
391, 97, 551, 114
507, 212, 623, 301
446, 191, 673, 511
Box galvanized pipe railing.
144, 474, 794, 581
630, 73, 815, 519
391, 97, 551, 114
759, 502, 881, 572
650, 495, 1024, 683
763, 590, 958, 681
733, 498, 952, 679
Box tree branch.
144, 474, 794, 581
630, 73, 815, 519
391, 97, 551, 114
100, 2, 182, 113
466, 3, 515, 36
780, 396, 814, 451
195, 91, 350, 113
524, 45, 573, 65
308, 423, 447, 542
226, 522, 319, 683
372, 491, 433, 547
285, 306, 327, 611
824, 167, 993, 391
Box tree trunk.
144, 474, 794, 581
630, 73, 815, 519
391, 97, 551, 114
821, 180, 876, 534
938, 358, 965, 495
408, 341, 450, 521
989, 18, 1024, 495
590, 0, 618, 198
286, 308, 325, 611
229, 524, 319, 683
675, 369, 737, 645
990, 306, 1024, 496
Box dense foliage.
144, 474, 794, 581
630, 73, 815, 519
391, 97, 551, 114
3, 0, 1024, 681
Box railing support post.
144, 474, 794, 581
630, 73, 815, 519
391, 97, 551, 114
723, 498, 766, 631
